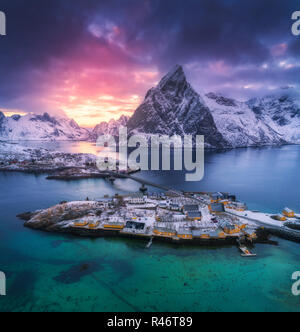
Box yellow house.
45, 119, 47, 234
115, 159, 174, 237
224, 227, 240, 235
89, 222, 100, 229
283, 208, 295, 218
177, 229, 193, 239
200, 234, 210, 239
103, 223, 125, 230
74, 221, 88, 227
154, 228, 176, 237
218, 232, 226, 239
274, 214, 287, 222
177, 234, 193, 239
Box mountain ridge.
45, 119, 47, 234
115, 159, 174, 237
1, 65, 299, 148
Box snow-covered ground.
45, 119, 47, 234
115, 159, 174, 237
226, 208, 288, 228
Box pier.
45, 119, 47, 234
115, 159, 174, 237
107, 171, 202, 200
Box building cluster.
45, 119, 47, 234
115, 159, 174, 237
70, 191, 257, 242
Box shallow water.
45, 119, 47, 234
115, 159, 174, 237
0, 143, 300, 312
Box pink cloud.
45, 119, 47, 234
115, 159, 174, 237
271, 43, 288, 57
12, 37, 160, 127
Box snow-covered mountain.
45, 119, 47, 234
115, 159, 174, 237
248, 89, 300, 144
125, 65, 292, 148
90, 115, 129, 140
127, 65, 228, 148
204, 92, 286, 148
0, 112, 90, 141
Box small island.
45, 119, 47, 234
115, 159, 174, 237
20, 189, 300, 258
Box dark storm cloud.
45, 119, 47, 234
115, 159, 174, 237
92, 0, 297, 69
0, 0, 300, 112
0, 0, 98, 93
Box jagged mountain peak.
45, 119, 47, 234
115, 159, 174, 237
127, 65, 228, 148
158, 65, 185, 86
91, 115, 130, 139
156, 65, 189, 98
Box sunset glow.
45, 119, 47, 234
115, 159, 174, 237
1, 0, 299, 128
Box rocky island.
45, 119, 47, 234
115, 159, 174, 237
18, 191, 274, 252
18, 189, 300, 252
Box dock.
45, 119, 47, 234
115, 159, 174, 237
106, 171, 181, 195
146, 237, 153, 249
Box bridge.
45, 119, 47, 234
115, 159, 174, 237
106, 171, 207, 204
106, 171, 183, 197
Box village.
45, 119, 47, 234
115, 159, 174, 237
21, 190, 264, 253
20, 186, 300, 256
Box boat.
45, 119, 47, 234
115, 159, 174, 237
239, 246, 257, 257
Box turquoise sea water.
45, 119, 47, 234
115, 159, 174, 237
0, 143, 300, 312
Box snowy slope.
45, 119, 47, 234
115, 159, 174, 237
204, 92, 286, 148
0, 112, 90, 141
248, 89, 300, 143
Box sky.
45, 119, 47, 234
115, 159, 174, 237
0, 0, 299, 127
